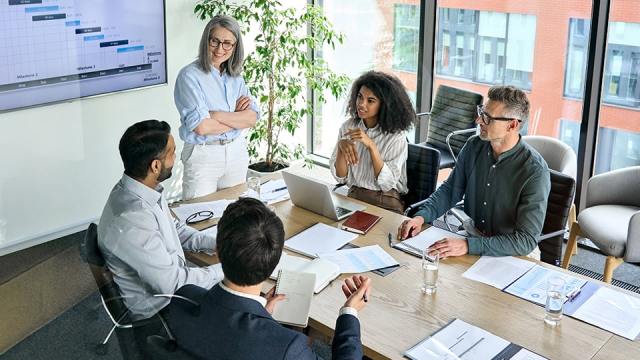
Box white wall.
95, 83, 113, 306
0, 1, 204, 255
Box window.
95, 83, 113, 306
435, 9, 535, 89
312, 1, 420, 158
565, 19, 640, 107
393, 4, 420, 72
436, 8, 476, 79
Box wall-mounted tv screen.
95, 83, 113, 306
0, 0, 167, 112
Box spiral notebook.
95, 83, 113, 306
271, 269, 316, 327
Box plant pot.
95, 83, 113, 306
247, 161, 289, 178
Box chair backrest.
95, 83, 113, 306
426, 85, 483, 156
523, 135, 577, 179
538, 170, 576, 266
79, 223, 131, 324
403, 143, 441, 213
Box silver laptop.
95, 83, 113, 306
282, 171, 365, 221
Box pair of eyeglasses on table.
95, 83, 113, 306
186, 210, 214, 225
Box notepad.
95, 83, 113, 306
271, 269, 316, 327
270, 253, 340, 293
284, 223, 357, 258
341, 210, 381, 235
392, 226, 464, 257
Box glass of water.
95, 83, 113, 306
247, 176, 261, 201
544, 275, 566, 326
421, 249, 439, 294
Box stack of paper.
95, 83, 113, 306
171, 199, 233, 223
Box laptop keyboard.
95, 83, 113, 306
335, 207, 352, 217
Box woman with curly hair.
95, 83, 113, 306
330, 71, 416, 213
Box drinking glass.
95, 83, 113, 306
544, 275, 566, 326
247, 176, 261, 201
421, 249, 439, 294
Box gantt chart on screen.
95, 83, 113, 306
0, 0, 167, 111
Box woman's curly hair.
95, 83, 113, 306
345, 70, 416, 134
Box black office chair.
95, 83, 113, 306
537, 170, 576, 266
417, 85, 483, 169
403, 143, 441, 216
80, 223, 175, 359
79, 223, 142, 358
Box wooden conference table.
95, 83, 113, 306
182, 173, 640, 360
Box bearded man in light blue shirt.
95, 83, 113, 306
98, 120, 222, 324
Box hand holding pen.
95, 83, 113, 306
342, 275, 371, 311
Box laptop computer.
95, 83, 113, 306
282, 171, 365, 221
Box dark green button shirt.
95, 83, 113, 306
415, 135, 551, 256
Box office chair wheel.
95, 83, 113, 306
94, 343, 109, 356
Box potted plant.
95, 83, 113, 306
194, 0, 349, 173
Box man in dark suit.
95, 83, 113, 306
165, 197, 371, 359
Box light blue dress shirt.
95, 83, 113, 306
174, 60, 260, 144
97, 174, 222, 320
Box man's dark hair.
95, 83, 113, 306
345, 70, 416, 134
118, 120, 171, 179
216, 198, 285, 286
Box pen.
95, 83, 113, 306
566, 287, 582, 302
267, 186, 287, 193
362, 294, 368, 302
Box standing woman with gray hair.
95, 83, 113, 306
174, 15, 259, 200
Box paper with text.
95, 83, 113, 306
572, 286, 640, 340
462, 256, 536, 289
319, 245, 398, 273
284, 223, 357, 258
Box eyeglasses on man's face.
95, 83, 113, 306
476, 105, 522, 125
209, 38, 235, 51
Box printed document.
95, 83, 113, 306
319, 245, 398, 273
571, 286, 640, 340
462, 256, 536, 289
504, 265, 586, 306
405, 319, 510, 360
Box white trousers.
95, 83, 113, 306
181, 137, 249, 200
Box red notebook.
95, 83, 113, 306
341, 211, 382, 235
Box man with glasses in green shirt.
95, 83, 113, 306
398, 85, 550, 258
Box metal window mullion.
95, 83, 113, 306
576, 0, 611, 210
416, 0, 437, 143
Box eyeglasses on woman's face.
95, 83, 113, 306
209, 38, 235, 51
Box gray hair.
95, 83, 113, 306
487, 85, 530, 125
197, 15, 244, 76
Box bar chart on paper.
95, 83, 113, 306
0, 0, 167, 111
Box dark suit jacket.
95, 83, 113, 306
165, 284, 363, 360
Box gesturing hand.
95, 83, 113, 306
235, 96, 252, 112
344, 128, 373, 149
263, 286, 286, 314
342, 275, 371, 311
338, 139, 358, 165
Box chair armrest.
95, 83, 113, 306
586, 167, 640, 207
404, 199, 429, 217
446, 127, 477, 162
625, 211, 640, 263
